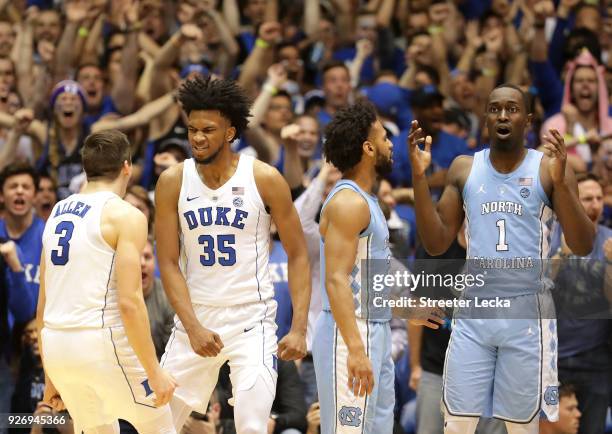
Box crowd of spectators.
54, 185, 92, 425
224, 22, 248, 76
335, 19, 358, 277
0, 0, 611, 433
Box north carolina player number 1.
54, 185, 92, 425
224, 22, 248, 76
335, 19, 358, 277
496, 219, 509, 251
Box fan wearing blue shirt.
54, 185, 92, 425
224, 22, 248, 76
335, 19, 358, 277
0, 163, 44, 313
390, 85, 475, 189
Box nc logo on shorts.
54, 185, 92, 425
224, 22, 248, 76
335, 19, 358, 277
544, 385, 559, 405
338, 406, 362, 427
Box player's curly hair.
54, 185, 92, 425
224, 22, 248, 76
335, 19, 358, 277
178, 75, 251, 142
324, 100, 377, 173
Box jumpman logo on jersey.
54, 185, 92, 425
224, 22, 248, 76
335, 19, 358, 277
477, 184, 486, 194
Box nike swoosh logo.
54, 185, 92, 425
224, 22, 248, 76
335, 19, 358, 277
186, 196, 200, 202
244, 326, 255, 333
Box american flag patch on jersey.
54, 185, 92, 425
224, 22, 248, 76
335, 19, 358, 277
232, 186, 244, 195
518, 177, 532, 186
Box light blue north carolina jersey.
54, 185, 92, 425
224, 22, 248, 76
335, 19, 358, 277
315, 179, 395, 434
462, 149, 554, 298
320, 180, 391, 322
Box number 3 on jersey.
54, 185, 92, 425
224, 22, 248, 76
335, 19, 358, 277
51, 221, 75, 265
198, 234, 236, 266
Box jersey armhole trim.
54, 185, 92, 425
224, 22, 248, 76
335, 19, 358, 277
250, 156, 272, 215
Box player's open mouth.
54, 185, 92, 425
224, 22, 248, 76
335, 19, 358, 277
496, 125, 511, 138
63, 110, 74, 119
87, 90, 97, 98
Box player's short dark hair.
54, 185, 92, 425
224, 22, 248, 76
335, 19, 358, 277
178, 75, 251, 142
490, 83, 531, 113
576, 172, 602, 186
559, 383, 577, 400
324, 100, 377, 173
0, 162, 38, 192
81, 129, 131, 181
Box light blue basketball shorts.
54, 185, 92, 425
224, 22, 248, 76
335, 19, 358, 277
442, 292, 559, 423
313, 311, 395, 434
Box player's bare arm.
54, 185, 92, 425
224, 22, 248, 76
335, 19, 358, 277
409, 120, 470, 256
155, 165, 225, 358
107, 199, 177, 406
255, 160, 311, 361
320, 189, 374, 397
36, 251, 65, 412
540, 129, 595, 256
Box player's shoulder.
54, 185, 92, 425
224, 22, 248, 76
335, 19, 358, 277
104, 197, 148, 227
252, 158, 284, 183
323, 188, 370, 233
252, 158, 289, 197
158, 161, 185, 185
447, 154, 474, 184
325, 187, 369, 217
155, 162, 185, 198
450, 154, 474, 169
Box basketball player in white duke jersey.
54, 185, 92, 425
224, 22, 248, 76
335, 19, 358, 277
409, 84, 595, 434
36, 130, 177, 434
155, 75, 311, 433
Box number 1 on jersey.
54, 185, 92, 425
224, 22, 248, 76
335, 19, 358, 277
496, 219, 508, 251
51, 221, 74, 265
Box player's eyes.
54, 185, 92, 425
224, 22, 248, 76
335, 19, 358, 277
489, 107, 498, 113
509, 106, 519, 113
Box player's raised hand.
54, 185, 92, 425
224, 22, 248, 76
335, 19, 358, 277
347, 350, 374, 397
149, 367, 178, 407
188, 325, 224, 357
278, 330, 307, 360
542, 129, 567, 185
407, 120, 432, 178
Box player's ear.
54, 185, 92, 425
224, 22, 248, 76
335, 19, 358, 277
226, 127, 236, 143
363, 140, 375, 157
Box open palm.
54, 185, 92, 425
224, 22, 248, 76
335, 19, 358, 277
407, 120, 433, 177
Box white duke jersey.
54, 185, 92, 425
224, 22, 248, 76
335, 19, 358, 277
42, 191, 122, 329
178, 155, 273, 306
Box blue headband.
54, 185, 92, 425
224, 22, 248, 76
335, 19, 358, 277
50, 80, 87, 109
